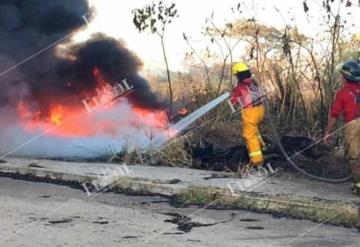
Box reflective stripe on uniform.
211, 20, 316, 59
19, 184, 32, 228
257, 134, 264, 141
249, 150, 262, 157
257, 134, 266, 147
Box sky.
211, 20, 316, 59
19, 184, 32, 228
76, 0, 360, 72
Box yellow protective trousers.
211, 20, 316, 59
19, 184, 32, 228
344, 119, 360, 183
241, 105, 265, 166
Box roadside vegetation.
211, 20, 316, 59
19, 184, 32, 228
115, 0, 360, 170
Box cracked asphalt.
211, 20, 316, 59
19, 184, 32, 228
0, 177, 359, 247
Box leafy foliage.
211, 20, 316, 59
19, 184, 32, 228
132, 1, 179, 116
133, 1, 178, 36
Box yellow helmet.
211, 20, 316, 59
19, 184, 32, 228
232, 62, 249, 75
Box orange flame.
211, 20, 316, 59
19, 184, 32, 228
49, 105, 64, 125
133, 107, 169, 129
15, 67, 169, 138
178, 107, 188, 116
16, 101, 169, 138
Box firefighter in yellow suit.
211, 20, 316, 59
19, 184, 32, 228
230, 63, 266, 167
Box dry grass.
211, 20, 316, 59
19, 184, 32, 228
155, 137, 193, 167
110, 145, 146, 165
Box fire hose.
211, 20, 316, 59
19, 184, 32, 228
159, 90, 352, 183
227, 91, 352, 183
283, 59, 359, 183
262, 96, 352, 183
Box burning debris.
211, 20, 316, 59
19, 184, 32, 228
15, 35, 168, 133
170, 107, 189, 123
184, 135, 350, 179
81, 70, 135, 113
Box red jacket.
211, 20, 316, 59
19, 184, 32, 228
230, 78, 264, 108
330, 82, 360, 122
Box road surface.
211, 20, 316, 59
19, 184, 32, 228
0, 177, 358, 246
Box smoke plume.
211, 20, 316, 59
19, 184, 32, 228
0, 0, 163, 115
0, 0, 167, 158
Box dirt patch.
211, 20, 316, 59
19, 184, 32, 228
240, 218, 261, 222
140, 200, 169, 205
163, 212, 235, 233
187, 135, 351, 180
166, 179, 182, 184
122, 236, 138, 239
203, 173, 235, 180
48, 218, 73, 224
28, 163, 45, 168
163, 212, 216, 233
93, 221, 109, 225
39, 195, 51, 198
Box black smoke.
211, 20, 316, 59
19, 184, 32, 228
56, 34, 164, 109
0, 0, 164, 118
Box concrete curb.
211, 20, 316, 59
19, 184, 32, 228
0, 164, 358, 227
0, 164, 176, 196
174, 187, 359, 227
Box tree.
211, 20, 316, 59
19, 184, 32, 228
133, 1, 178, 117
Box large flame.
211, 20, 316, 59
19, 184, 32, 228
17, 101, 169, 138
133, 107, 169, 129
16, 68, 169, 138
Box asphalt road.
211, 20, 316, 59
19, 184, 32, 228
0, 177, 359, 247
